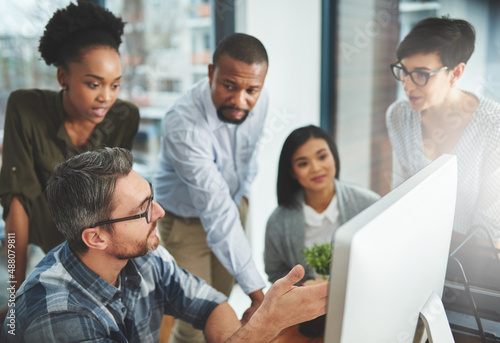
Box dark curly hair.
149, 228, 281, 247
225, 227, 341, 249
39, 0, 125, 68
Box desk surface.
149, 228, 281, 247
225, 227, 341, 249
271, 324, 324, 343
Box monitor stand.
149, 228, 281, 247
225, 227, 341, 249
413, 292, 455, 343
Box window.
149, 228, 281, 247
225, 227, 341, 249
107, 0, 215, 181
0, 0, 215, 229
330, 0, 500, 195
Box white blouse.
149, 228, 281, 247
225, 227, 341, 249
303, 195, 341, 248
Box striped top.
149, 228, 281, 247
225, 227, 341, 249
386, 92, 500, 241
0, 243, 226, 342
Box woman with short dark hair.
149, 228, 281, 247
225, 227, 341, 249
386, 17, 500, 244
265, 125, 380, 284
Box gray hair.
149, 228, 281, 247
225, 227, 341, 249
46, 147, 133, 254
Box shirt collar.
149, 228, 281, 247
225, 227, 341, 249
55, 91, 74, 147
303, 194, 339, 227
55, 91, 106, 154
61, 243, 140, 305
201, 78, 225, 131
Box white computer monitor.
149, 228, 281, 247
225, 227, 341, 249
324, 154, 457, 343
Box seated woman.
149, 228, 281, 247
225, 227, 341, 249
265, 125, 380, 284
0, 1, 139, 289
386, 17, 500, 246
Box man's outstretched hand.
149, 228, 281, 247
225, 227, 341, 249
256, 264, 328, 331
223, 265, 329, 342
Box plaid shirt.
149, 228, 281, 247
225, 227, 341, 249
1, 242, 226, 342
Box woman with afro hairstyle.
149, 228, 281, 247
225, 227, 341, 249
0, 0, 139, 289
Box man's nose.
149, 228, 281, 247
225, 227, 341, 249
231, 90, 246, 108
151, 200, 165, 221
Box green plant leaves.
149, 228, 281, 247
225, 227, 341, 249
302, 242, 332, 276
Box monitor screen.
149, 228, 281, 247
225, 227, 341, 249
324, 154, 457, 342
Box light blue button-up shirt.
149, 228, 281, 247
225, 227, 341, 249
155, 78, 269, 294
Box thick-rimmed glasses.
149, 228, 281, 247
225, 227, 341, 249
390, 62, 448, 87
88, 183, 154, 228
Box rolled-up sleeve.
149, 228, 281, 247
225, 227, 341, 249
0, 91, 42, 219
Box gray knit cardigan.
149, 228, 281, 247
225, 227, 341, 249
264, 179, 380, 284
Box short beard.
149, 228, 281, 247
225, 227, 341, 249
217, 106, 249, 124
114, 225, 159, 260
115, 237, 159, 260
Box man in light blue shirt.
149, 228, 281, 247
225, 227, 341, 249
155, 33, 269, 343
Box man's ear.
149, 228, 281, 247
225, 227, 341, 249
81, 227, 110, 251
208, 64, 215, 86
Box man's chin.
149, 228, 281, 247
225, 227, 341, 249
217, 109, 249, 124
150, 237, 160, 251
114, 237, 159, 260
145, 235, 160, 255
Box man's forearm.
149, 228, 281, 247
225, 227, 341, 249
241, 289, 264, 324
204, 302, 243, 343
204, 300, 279, 343
225, 316, 279, 343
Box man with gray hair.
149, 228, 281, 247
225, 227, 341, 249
0, 147, 328, 343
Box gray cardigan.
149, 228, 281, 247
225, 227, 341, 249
264, 179, 380, 284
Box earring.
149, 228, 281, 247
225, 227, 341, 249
62, 83, 69, 91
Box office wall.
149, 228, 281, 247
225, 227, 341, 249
236, 0, 322, 279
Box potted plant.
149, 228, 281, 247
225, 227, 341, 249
302, 242, 332, 280
298, 242, 332, 338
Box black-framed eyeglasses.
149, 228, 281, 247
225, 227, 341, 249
390, 62, 448, 87
88, 182, 154, 228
